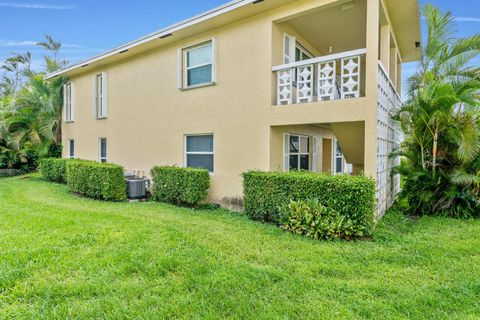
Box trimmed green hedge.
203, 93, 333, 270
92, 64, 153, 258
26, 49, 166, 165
0, 169, 24, 178
151, 166, 210, 207
40, 158, 68, 183
66, 160, 126, 201
242, 171, 376, 236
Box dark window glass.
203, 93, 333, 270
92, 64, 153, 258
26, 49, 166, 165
187, 154, 214, 172
289, 136, 299, 153
186, 135, 213, 152
100, 138, 107, 163
289, 155, 298, 170
187, 65, 212, 86
300, 155, 309, 170
69, 140, 74, 159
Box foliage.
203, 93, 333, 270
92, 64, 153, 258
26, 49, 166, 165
66, 160, 126, 201
151, 166, 210, 207
281, 199, 364, 240
2, 176, 480, 318
397, 5, 480, 217
40, 157, 68, 183
0, 168, 24, 178
242, 171, 376, 235
0, 35, 67, 171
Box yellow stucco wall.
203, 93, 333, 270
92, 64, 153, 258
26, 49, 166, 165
62, 0, 400, 203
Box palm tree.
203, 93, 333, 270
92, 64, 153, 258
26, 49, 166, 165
37, 34, 62, 60
397, 4, 480, 217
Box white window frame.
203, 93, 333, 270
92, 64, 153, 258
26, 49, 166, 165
179, 39, 216, 90
99, 138, 107, 163
184, 134, 215, 173
295, 43, 314, 62
283, 133, 311, 171
93, 72, 107, 119
68, 139, 74, 159
63, 82, 74, 122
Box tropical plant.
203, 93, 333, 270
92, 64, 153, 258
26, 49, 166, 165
397, 4, 480, 217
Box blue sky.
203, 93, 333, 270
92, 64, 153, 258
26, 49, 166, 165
0, 0, 479, 89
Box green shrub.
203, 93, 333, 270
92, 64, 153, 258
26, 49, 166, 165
281, 199, 364, 240
66, 160, 126, 201
40, 158, 68, 183
0, 169, 24, 178
242, 171, 376, 236
151, 166, 210, 207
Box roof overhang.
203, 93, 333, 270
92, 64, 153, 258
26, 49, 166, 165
384, 0, 421, 62
45, 0, 293, 79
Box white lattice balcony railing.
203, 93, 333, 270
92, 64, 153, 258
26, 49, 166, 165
273, 48, 366, 106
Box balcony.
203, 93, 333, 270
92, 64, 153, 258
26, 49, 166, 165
273, 49, 366, 106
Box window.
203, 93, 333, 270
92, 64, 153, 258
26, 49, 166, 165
180, 40, 215, 88
295, 44, 313, 62
285, 134, 310, 171
283, 33, 313, 64
93, 73, 107, 118
185, 135, 214, 172
63, 83, 74, 122
99, 138, 107, 163
334, 141, 353, 174
68, 139, 74, 159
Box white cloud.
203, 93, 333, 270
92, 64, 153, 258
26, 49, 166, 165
0, 40, 38, 47
0, 2, 75, 10
454, 17, 480, 23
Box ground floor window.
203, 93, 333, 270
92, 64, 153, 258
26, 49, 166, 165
68, 139, 74, 159
185, 134, 214, 172
99, 138, 107, 163
334, 140, 353, 174
285, 134, 311, 171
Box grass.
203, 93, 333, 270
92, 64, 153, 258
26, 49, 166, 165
0, 174, 479, 319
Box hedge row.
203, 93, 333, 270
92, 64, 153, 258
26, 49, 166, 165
151, 166, 210, 207
0, 169, 24, 178
66, 160, 126, 201
242, 171, 376, 236
40, 158, 68, 183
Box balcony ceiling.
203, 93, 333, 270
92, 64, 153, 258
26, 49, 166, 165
384, 0, 421, 62
286, 0, 367, 55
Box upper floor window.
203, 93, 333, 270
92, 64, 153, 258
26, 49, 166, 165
99, 138, 107, 163
283, 33, 313, 64
185, 134, 214, 172
93, 73, 107, 119
63, 82, 74, 122
180, 40, 216, 89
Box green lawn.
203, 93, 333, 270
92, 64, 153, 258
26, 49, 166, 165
0, 175, 479, 319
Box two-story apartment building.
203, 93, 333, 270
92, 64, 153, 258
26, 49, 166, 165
47, 0, 421, 216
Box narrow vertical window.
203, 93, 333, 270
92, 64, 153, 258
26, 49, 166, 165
185, 135, 214, 172
181, 40, 214, 88
68, 139, 75, 159
63, 83, 74, 122
99, 138, 107, 163
94, 73, 107, 118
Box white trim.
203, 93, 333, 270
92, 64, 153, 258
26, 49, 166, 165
62, 84, 67, 122
273, 48, 367, 72
45, 0, 257, 79
283, 33, 296, 64
184, 134, 215, 173
93, 73, 108, 119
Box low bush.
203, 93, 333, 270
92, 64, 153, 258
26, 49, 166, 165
66, 160, 126, 201
281, 199, 364, 240
242, 171, 376, 236
40, 158, 68, 183
151, 166, 210, 207
0, 169, 24, 178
